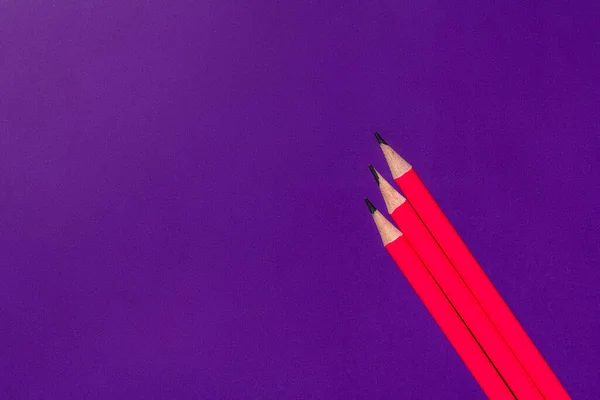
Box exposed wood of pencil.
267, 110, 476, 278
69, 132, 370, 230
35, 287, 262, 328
369, 165, 406, 212
375, 133, 570, 400
374, 132, 412, 179
367, 201, 515, 399
371, 169, 543, 399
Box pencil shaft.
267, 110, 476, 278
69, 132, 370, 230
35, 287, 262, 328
396, 168, 570, 399
391, 202, 542, 399
384, 236, 515, 400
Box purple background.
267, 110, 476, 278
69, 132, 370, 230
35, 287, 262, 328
1, 1, 599, 399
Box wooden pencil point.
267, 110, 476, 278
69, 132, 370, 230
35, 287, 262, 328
379, 141, 413, 179
373, 170, 407, 214
371, 209, 402, 246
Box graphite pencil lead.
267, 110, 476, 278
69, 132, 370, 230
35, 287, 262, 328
374, 132, 387, 145
364, 198, 377, 214
368, 165, 380, 186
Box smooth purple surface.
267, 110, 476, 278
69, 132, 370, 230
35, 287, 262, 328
1, 1, 599, 399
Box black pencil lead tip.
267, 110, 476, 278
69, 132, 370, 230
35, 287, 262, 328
364, 198, 377, 214
374, 132, 387, 145
368, 165, 380, 186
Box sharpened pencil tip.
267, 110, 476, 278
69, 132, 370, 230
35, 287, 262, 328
368, 165, 380, 186
364, 198, 377, 214
374, 132, 387, 145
